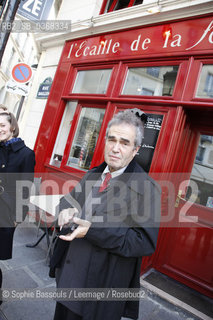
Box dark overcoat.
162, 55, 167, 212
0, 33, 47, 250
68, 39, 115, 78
0, 139, 35, 260
50, 159, 161, 320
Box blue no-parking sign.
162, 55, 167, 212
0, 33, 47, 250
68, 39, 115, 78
12, 63, 32, 83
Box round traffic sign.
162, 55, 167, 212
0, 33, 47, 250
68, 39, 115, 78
12, 63, 32, 83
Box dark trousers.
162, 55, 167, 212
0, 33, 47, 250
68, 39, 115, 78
54, 302, 82, 320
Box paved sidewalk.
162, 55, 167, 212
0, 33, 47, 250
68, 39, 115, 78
0, 222, 55, 320
0, 222, 211, 320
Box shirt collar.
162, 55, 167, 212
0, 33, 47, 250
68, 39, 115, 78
101, 165, 127, 181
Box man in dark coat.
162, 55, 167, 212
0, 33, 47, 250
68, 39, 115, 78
51, 109, 161, 320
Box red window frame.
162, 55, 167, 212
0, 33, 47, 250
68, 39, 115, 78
181, 58, 213, 102
100, 0, 143, 14
62, 64, 120, 98
43, 57, 200, 178
118, 60, 188, 100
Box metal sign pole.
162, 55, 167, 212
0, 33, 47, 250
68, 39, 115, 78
16, 95, 25, 121
0, 0, 21, 65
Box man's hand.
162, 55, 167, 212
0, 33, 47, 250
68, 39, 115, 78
59, 217, 91, 242
58, 208, 79, 229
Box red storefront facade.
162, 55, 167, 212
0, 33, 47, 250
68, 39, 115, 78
34, 14, 213, 298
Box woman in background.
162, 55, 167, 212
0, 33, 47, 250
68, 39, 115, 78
0, 110, 35, 303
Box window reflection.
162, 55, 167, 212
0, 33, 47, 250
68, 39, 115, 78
50, 101, 77, 168
104, 0, 143, 13
122, 66, 178, 96
196, 65, 213, 99
187, 135, 213, 208
67, 108, 105, 170
72, 69, 112, 94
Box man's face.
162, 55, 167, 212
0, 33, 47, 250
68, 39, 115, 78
104, 123, 140, 172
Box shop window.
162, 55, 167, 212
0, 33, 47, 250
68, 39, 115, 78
122, 66, 179, 96
195, 145, 205, 163
50, 101, 77, 167
196, 65, 213, 98
67, 107, 105, 171
72, 69, 112, 94
102, 0, 143, 13
187, 135, 213, 208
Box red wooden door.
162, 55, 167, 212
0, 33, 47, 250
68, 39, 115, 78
153, 110, 213, 298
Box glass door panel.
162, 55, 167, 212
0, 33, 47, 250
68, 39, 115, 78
50, 101, 77, 167
66, 107, 105, 170
187, 134, 213, 209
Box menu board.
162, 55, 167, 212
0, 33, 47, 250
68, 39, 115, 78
135, 114, 163, 172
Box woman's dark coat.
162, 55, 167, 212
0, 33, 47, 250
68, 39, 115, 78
50, 159, 161, 320
0, 139, 35, 260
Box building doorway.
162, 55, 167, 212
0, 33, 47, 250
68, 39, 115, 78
153, 109, 213, 299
